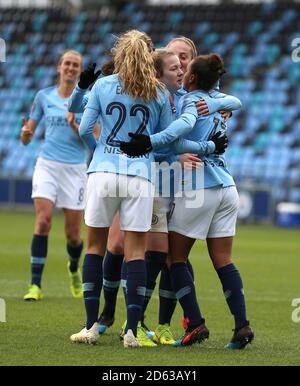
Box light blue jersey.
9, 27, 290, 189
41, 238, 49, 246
171, 90, 242, 189
30, 86, 86, 164
68, 73, 109, 113
79, 74, 173, 182
173, 87, 186, 119
152, 95, 178, 165
174, 83, 221, 118
153, 86, 238, 163
153, 86, 242, 194
150, 88, 242, 151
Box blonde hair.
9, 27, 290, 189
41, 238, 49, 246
153, 48, 177, 78
57, 49, 83, 68
167, 36, 198, 59
113, 30, 164, 102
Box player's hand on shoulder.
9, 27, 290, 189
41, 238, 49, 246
196, 98, 209, 116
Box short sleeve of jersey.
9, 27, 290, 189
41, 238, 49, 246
29, 90, 44, 123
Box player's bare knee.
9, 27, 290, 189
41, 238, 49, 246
66, 230, 81, 247
212, 256, 232, 270
86, 244, 105, 256
108, 242, 124, 255
36, 216, 51, 234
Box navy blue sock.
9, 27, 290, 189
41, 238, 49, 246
121, 260, 128, 306
142, 251, 167, 322
102, 250, 124, 317
187, 259, 194, 280
170, 262, 204, 328
126, 260, 146, 336
82, 254, 103, 330
158, 265, 177, 325
217, 263, 248, 329
185, 259, 195, 319
67, 242, 83, 273
31, 234, 48, 288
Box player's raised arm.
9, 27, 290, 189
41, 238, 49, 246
196, 94, 242, 116
78, 80, 101, 152
68, 63, 101, 113
68, 85, 90, 113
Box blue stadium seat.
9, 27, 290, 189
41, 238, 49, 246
0, 3, 299, 204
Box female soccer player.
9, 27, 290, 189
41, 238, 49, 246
69, 49, 188, 344
155, 53, 253, 349
69, 39, 236, 342
169, 54, 253, 349
68, 60, 125, 335
120, 53, 250, 348
70, 30, 173, 348
21, 50, 92, 301
139, 39, 200, 344
142, 41, 240, 345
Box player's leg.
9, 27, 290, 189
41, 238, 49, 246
153, 197, 195, 331
143, 233, 168, 323
63, 208, 84, 298
167, 189, 213, 346
119, 232, 166, 345
123, 231, 148, 347
157, 257, 177, 329
145, 232, 176, 345
56, 162, 86, 298
120, 176, 157, 348
141, 196, 175, 343
159, 257, 194, 331
70, 172, 118, 344
24, 197, 54, 301
122, 231, 157, 348
182, 260, 195, 328
206, 186, 253, 349
207, 236, 253, 349
98, 212, 124, 333
24, 158, 58, 300
83, 226, 109, 329
70, 226, 109, 344
169, 231, 208, 347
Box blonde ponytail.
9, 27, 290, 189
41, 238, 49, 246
113, 30, 164, 102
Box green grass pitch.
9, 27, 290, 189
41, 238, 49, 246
0, 209, 299, 366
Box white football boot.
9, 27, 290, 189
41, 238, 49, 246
70, 322, 99, 344
123, 329, 141, 348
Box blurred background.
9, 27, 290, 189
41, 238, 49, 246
0, 0, 300, 226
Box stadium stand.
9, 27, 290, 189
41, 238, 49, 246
0, 1, 299, 204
